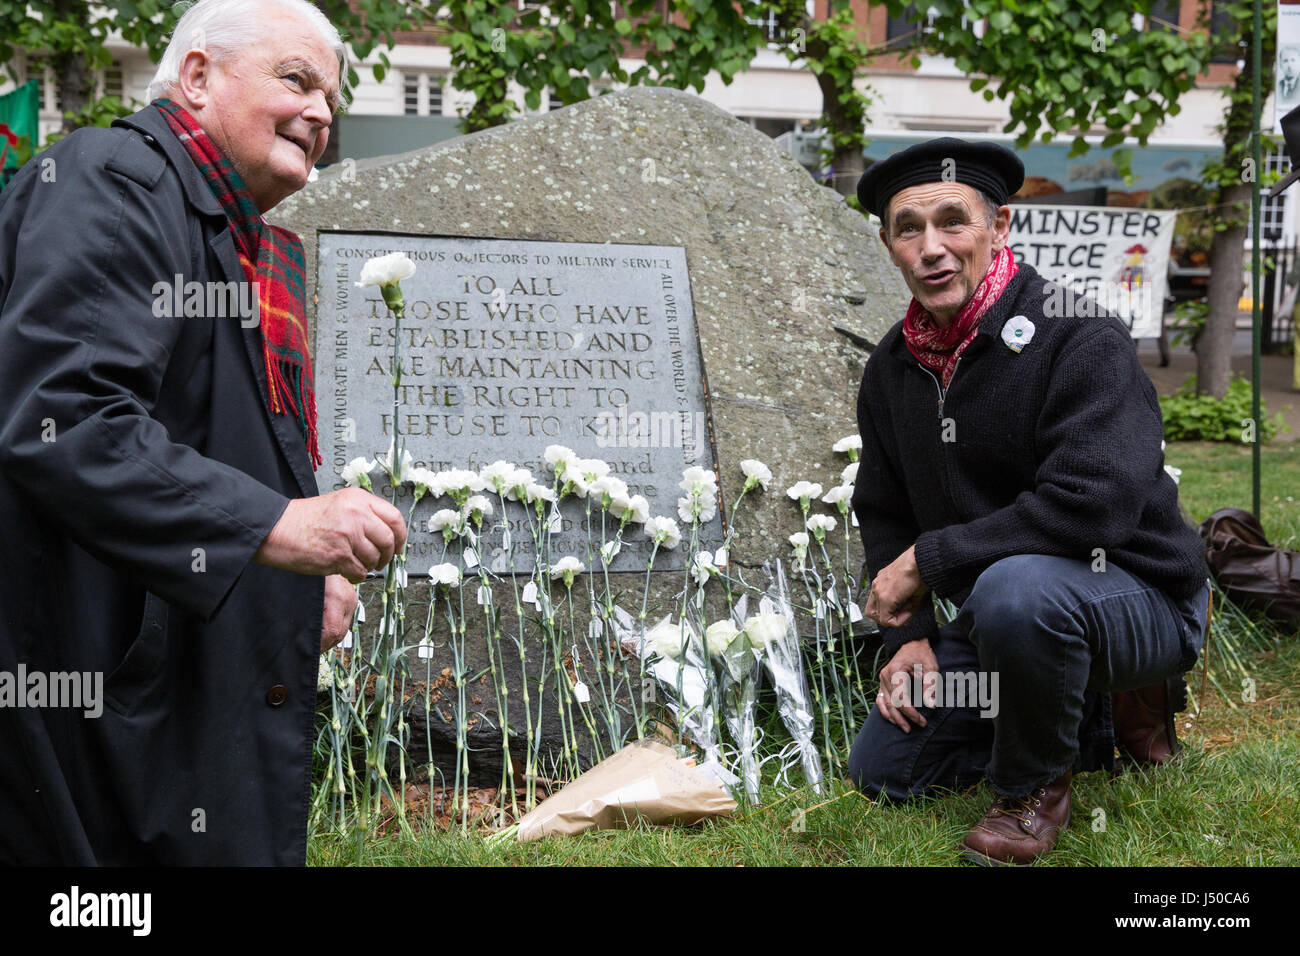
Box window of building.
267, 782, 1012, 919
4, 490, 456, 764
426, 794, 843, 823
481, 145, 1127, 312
886, 4, 978, 46
101, 60, 123, 101
746, 1, 814, 46
1209, 2, 1242, 65
1247, 147, 1290, 243
518, 1, 560, 26
403, 71, 445, 116
1147, 0, 1179, 31
886, 4, 926, 43
403, 73, 419, 115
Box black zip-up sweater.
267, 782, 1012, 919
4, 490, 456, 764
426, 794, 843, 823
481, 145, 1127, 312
852, 262, 1209, 659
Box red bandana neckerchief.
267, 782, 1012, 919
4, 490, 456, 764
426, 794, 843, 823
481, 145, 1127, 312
902, 245, 1019, 389
153, 98, 322, 469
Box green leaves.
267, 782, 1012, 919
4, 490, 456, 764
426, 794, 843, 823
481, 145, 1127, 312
1160, 376, 1285, 443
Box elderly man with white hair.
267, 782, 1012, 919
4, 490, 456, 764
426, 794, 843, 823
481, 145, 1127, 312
0, 0, 405, 864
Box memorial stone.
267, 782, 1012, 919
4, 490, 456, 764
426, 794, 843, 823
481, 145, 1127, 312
317, 233, 720, 572
273, 87, 908, 780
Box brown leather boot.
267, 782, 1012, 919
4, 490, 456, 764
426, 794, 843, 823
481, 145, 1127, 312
960, 770, 1072, 866
1112, 675, 1186, 765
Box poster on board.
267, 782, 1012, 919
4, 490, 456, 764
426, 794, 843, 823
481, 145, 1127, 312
1277, 1, 1300, 131
1007, 204, 1176, 340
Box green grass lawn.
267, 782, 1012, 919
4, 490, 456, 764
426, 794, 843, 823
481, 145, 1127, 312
308, 439, 1300, 866
1165, 440, 1300, 549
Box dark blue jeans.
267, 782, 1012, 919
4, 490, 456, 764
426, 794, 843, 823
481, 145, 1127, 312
848, 555, 1211, 799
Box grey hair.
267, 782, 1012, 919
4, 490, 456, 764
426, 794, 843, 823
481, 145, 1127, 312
146, 0, 349, 107
881, 187, 1003, 241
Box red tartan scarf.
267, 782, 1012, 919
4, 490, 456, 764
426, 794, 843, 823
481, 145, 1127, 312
902, 245, 1019, 389
153, 98, 322, 469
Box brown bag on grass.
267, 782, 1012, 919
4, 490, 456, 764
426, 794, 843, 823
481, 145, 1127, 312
1199, 507, 1300, 627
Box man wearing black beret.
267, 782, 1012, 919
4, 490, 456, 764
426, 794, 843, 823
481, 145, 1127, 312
848, 137, 1212, 865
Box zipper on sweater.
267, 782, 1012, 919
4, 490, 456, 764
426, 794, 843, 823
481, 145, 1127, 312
918, 357, 963, 526
920, 356, 962, 419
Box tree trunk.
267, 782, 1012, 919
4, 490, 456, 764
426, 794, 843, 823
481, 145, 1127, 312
1199, 7, 1275, 398
772, 1, 867, 197
54, 51, 91, 136
816, 68, 863, 196
1200, 181, 1249, 397
52, 0, 92, 135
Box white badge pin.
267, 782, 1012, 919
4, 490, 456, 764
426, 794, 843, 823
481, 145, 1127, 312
1002, 314, 1035, 353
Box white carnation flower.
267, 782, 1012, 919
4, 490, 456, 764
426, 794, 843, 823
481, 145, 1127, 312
376, 441, 413, 484
405, 466, 442, 497
544, 444, 579, 476
355, 252, 416, 289
607, 491, 645, 523
550, 555, 585, 587
705, 619, 741, 658
428, 509, 463, 537
429, 563, 461, 587
740, 459, 772, 491
341, 456, 376, 490
822, 483, 854, 514
525, 482, 557, 505
644, 515, 681, 549
789, 531, 809, 569
564, 458, 610, 499
806, 513, 837, 543
676, 465, 719, 524
690, 550, 717, 586
677, 494, 718, 525
575, 458, 610, 481
821, 484, 852, 505
806, 514, 837, 533
833, 434, 863, 455
463, 495, 493, 524
648, 619, 689, 660
841, 461, 859, 485
439, 468, 487, 504
786, 481, 823, 506
743, 612, 787, 650
679, 465, 718, 494
590, 475, 630, 504
502, 467, 535, 501
479, 460, 518, 494
625, 494, 650, 524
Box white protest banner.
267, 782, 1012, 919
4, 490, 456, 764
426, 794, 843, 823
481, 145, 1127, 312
1007, 204, 1176, 340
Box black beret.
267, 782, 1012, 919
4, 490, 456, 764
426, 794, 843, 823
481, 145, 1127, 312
856, 137, 1025, 220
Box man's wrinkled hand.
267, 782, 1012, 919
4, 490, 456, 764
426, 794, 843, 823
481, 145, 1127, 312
875, 637, 939, 733
863, 544, 930, 628
321, 574, 357, 653
253, 488, 407, 583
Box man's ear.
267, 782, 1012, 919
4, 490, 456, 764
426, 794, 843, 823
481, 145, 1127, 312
176, 48, 213, 109
879, 226, 900, 269
990, 204, 1011, 255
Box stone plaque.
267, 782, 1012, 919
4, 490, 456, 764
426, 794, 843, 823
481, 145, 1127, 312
315, 232, 722, 573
